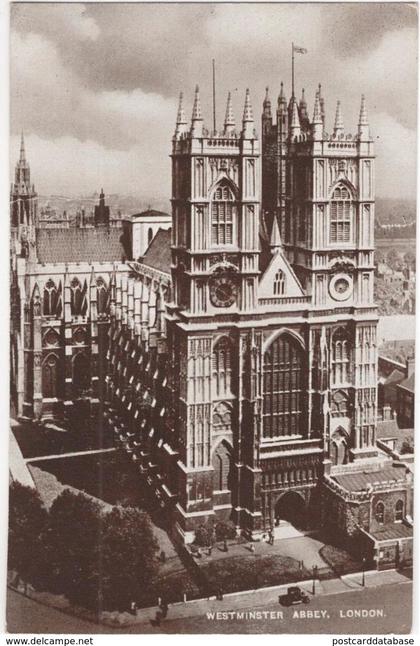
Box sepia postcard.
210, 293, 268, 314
6, 1, 417, 636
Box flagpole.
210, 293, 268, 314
292, 42, 295, 98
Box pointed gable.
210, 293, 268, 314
258, 250, 304, 299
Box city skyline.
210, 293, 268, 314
10, 2, 417, 202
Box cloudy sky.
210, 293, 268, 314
10, 2, 417, 202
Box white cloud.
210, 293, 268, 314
373, 112, 416, 199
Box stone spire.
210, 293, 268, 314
312, 90, 323, 141
224, 91, 235, 133
318, 83, 325, 125
270, 216, 282, 252
299, 88, 307, 114
278, 81, 287, 110
190, 85, 203, 137
263, 87, 272, 119
174, 91, 188, 137
19, 132, 26, 163
290, 98, 301, 139
333, 100, 344, 136
242, 88, 254, 138
358, 94, 370, 140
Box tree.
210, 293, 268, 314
215, 520, 237, 542
8, 481, 48, 589
43, 490, 103, 610
101, 506, 159, 610
194, 525, 213, 547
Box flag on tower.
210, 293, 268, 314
293, 45, 308, 54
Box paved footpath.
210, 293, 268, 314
101, 568, 410, 628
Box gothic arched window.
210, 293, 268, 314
395, 499, 404, 522
42, 353, 60, 398
263, 333, 304, 438
273, 269, 286, 296
43, 280, 59, 316
332, 328, 350, 385
330, 183, 352, 243
375, 501, 385, 525
70, 278, 86, 316
212, 337, 232, 398
211, 181, 235, 246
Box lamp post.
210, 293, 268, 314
361, 557, 367, 587
312, 565, 318, 595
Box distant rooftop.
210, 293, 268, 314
36, 227, 127, 264
131, 209, 171, 220
142, 228, 171, 274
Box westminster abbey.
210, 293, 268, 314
10, 82, 413, 564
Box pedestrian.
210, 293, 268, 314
249, 542, 255, 553
160, 550, 166, 563
130, 600, 137, 615
223, 538, 228, 552
161, 602, 169, 618
208, 545, 213, 556
155, 610, 162, 626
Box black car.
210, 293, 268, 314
279, 586, 310, 606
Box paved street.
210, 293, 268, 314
7, 580, 412, 635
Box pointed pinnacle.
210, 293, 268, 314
359, 94, 368, 125
192, 85, 202, 121
313, 91, 322, 124
176, 91, 187, 125
291, 99, 300, 128
270, 216, 282, 250
224, 91, 235, 128
19, 131, 26, 163
243, 88, 254, 123
334, 100, 344, 133
300, 88, 307, 108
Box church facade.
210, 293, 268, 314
11, 82, 413, 563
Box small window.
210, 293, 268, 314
330, 183, 352, 244
395, 499, 404, 522
273, 270, 285, 296
375, 501, 385, 525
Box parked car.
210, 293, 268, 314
279, 586, 310, 606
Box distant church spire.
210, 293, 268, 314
174, 92, 187, 137
333, 100, 344, 136
224, 92, 235, 133
19, 131, 26, 163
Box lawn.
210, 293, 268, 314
200, 554, 312, 595
319, 544, 362, 576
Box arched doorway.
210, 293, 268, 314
275, 491, 306, 529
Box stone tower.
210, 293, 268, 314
168, 87, 260, 540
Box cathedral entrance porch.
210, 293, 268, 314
274, 490, 307, 530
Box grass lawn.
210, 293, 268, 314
319, 544, 362, 575
12, 417, 114, 460
200, 554, 312, 595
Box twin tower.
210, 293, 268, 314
169, 81, 376, 540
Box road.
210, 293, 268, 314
7, 582, 412, 635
